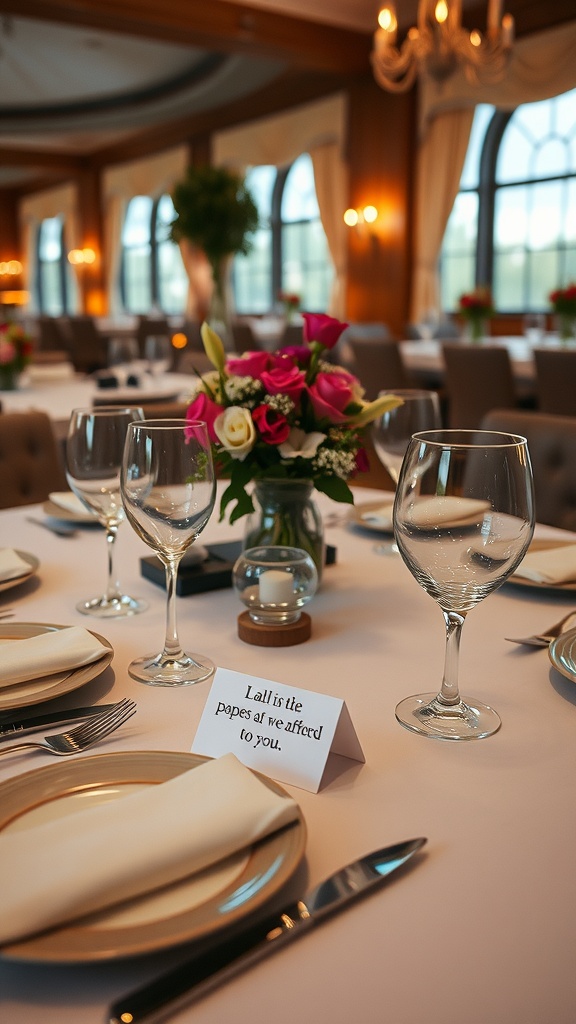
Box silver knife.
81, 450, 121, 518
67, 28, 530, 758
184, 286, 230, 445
0, 703, 117, 739
109, 837, 426, 1024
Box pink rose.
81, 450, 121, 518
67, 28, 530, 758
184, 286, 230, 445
275, 345, 311, 367
225, 351, 271, 379
0, 341, 16, 365
186, 393, 222, 443
302, 313, 348, 350
260, 364, 306, 402
252, 404, 291, 444
354, 446, 370, 474
307, 370, 356, 423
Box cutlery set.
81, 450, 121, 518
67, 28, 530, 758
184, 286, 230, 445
0, 699, 136, 757
505, 608, 576, 647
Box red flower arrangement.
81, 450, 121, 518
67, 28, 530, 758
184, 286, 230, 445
458, 286, 494, 320
549, 284, 576, 317
0, 322, 34, 379
186, 313, 402, 523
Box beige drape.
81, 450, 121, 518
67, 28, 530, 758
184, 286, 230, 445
411, 20, 576, 322
310, 142, 348, 319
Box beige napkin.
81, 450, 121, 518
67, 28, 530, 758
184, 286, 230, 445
513, 545, 576, 584
26, 363, 75, 382
408, 496, 491, 528
48, 491, 90, 516
0, 548, 31, 583
0, 625, 109, 688
360, 503, 394, 529
0, 753, 300, 946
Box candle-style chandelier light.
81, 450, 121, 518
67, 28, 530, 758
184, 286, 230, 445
372, 0, 515, 93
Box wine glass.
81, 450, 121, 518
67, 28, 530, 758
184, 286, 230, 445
66, 406, 148, 617
370, 389, 442, 552
120, 419, 216, 686
393, 429, 535, 741
144, 335, 172, 380
108, 336, 139, 383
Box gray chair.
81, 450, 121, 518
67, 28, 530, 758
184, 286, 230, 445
533, 347, 576, 415
346, 338, 410, 399
0, 411, 67, 509
231, 321, 259, 354
442, 344, 517, 428
482, 408, 576, 531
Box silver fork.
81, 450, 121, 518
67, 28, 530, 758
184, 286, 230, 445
0, 698, 136, 757
26, 517, 78, 538
505, 609, 576, 647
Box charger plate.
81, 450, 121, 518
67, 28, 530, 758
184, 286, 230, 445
549, 628, 576, 682
0, 623, 113, 712
0, 750, 306, 963
0, 551, 39, 593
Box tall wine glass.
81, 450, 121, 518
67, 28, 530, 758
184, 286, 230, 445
371, 389, 442, 552
120, 419, 216, 686
393, 429, 534, 740
144, 335, 172, 380
66, 406, 147, 617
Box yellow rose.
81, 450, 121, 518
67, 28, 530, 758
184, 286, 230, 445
214, 407, 256, 460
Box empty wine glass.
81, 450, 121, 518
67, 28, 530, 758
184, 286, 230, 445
371, 389, 442, 552
144, 335, 172, 379
120, 419, 216, 686
66, 406, 147, 617
393, 429, 535, 740
108, 336, 139, 383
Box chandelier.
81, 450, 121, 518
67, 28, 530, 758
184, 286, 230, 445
372, 0, 515, 93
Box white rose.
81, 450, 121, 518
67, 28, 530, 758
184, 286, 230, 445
214, 407, 256, 460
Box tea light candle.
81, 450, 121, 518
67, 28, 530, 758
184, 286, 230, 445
258, 568, 294, 604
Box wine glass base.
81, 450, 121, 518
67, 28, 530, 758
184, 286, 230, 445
76, 594, 147, 618
395, 692, 501, 741
128, 651, 215, 687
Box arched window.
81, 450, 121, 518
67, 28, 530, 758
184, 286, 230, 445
120, 194, 188, 314
36, 216, 76, 314
441, 87, 576, 313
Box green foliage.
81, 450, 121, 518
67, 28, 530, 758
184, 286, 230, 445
169, 166, 259, 266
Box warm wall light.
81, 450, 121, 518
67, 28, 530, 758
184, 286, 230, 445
171, 332, 188, 350
0, 290, 29, 305
372, 0, 515, 92
0, 260, 23, 276
68, 247, 96, 266
344, 206, 379, 229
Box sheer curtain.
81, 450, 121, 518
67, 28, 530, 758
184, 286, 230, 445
411, 20, 576, 322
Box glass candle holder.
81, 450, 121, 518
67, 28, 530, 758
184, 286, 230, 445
233, 546, 318, 626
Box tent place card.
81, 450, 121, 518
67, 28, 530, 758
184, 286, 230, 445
192, 667, 365, 793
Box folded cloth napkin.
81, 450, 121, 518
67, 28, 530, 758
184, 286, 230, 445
48, 491, 90, 516
0, 753, 300, 946
360, 503, 394, 530
0, 548, 31, 583
512, 544, 576, 584
0, 625, 109, 688
26, 363, 75, 382
408, 496, 491, 529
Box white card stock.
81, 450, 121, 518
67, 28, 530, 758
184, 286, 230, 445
192, 667, 365, 793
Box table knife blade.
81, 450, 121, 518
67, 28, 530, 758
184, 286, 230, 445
109, 836, 427, 1024
0, 703, 117, 738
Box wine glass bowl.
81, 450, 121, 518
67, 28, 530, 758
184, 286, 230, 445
144, 335, 172, 379
372, 389, 442, 486
121, 418, 216, 686
393, 429, 534, 740
66, 406, 147, 618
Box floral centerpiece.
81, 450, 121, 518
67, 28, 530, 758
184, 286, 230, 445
278, 291, 300, 323
0, 322, 33, 389
549, 283, 576, 342
458, 286, 494, 342
186, 313, 402, 572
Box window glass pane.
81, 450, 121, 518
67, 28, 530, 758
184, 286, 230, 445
233, 166, 274, 313
38, 217, 67, 315
494, 185, 528, 247
493, 250, 526, 310
122, 196, 153, 245
246, 165, 274, 223
440, 254, 476, 312
526, 180, 564, 249
122, 196, 152, 312
282, 221, 333, 310
496, 123, 534, 184
460, 105, 494, 189
533, 138, 570, 179
155, 195, 187, 313
442, 192, 478, 255
281, 154, 319, 222
512, 99, 551, 146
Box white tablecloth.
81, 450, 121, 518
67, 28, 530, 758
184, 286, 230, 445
0, 488, 575, 1024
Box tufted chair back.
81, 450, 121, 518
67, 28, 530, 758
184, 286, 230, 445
0, 411, 67, 509
482, 408, 576, 531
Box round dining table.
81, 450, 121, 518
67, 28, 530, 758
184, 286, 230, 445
0, 485, 575, 1024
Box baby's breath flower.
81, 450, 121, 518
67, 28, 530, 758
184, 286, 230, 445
264, 393, 295, 416
224, 376, 264, 408
312, 448, 357, 479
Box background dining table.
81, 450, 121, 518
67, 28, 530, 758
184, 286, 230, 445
0, 485, 575, 1024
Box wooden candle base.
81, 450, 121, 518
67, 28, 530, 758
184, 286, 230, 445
237, 611, 311, 647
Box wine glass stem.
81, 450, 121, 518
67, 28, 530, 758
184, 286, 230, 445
439, 610, 466, 706
163, 554, 184, 660
104, 526, 122, 601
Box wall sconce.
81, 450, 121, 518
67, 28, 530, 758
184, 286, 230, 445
0, 260, 23, 276
344, 206, 379, 229
67, 247, 96, 267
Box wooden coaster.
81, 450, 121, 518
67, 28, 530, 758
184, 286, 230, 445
237, 611, 312, 647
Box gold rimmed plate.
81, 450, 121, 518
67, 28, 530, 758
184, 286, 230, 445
0, 551, 39, 594
0, 750, 306, 963
549, 627, 576, 682
0, 623, 113, 712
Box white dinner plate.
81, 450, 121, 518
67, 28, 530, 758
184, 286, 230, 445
0, 750, 306, 963
42, 498, 100, 525
0, 551, 39, 594
548, 628, 576, 682
349, 500, 395, 534
506, 539, 576, 595
0, 623, 113, 712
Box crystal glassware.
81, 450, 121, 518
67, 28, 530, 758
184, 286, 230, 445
144, 335, 172, 379
120, 419, 216, 686
66, 406, 147, 618
393, 429, 534, 740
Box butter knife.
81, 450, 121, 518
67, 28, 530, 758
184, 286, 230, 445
0, 703, 117, 738
109, 837, 426, 1024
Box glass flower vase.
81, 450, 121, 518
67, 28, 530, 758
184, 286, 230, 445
556, 313, 576, 343
244, 479, 325, 580
0, 368, 18, 390
463, 316, 489, 343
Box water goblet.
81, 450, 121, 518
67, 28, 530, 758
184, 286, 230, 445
370, 389, 442, 553
393, 429, 535, 740
66, 406, 147, 617
120, 419, 216, 686
144, 335, 172, 380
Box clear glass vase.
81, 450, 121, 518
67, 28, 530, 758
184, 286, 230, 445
555, 313, 576, 343
244, 479, 325, 580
